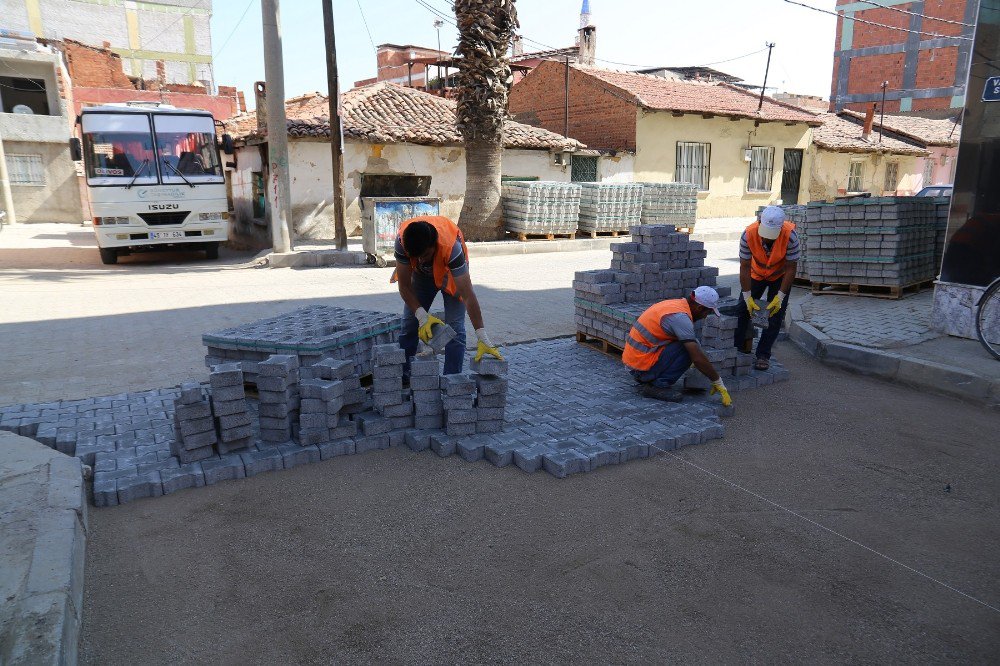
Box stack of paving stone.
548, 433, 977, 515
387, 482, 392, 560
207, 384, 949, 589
639, 182, 698, 228
170, 382, 217, 464
756, 203, 810, 281
370, 344, 414, 430
298, 356, 359, 445
209, 363, 254, 454
410, 355, 444, 430
932, 196, 950, 274
804, 197, 940, 288
501, 180, 581, 235
257, 354, 300, 443
578, 182, 644, 234
574, 223, 724, 350
202, 305, 400, 385
682, 315, 753, 390
470, 357, 508, 434
441, 373, 478, 437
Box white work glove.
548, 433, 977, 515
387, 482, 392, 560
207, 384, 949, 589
474, 328, 503, 361
475, 328, 495, 348
741, 291, 752, 303
413, 307, 430, 328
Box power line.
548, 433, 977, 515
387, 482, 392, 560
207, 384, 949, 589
783, 0, 973, 41
143, 0, 207, 49
213, 0, 255, 59
356, 0, 378, 52
857, 0, 974, 28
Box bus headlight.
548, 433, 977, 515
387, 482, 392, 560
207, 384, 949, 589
198, 212, 229, 221
94, 216, 130, 225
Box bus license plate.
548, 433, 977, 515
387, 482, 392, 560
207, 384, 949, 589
150, 231, 184, 240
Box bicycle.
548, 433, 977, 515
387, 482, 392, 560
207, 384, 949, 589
976, 276, 1000, 360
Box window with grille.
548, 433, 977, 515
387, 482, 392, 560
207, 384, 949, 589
571, 155, 599, 182
884, 162, 899, 193
848, 160, 866, 193
7, 154, 45, 186
251, 171, 265, 218
747, 146, 775, 192
675, 141, 711, 190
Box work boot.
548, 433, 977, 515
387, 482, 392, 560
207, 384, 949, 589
640, 384, 684, 402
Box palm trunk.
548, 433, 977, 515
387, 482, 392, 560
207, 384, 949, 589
454, 0, 518, 242
460, 137, 503, 240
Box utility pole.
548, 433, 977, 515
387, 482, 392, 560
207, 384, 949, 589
879, 81, 888, 143
261, 0, 292, 252
757, 42, 775, 113
322, 0, 348, 250
0, 124, 16, 226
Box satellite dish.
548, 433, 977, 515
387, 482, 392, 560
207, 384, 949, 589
12, 104, 34, 114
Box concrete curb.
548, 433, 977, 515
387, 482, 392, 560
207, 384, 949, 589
0, 432, 87, 665
786, 300, 999, 408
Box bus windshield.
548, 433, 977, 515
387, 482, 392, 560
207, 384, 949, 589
81, 113, 158, 186
153, 114, 224, 184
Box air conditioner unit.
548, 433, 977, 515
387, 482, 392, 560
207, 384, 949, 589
743, 149, 753, 162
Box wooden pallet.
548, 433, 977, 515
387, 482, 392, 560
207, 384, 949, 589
576, 331, 624, 356
792, 276, 812, 288
675, 226, 696, 235
810, 278, 935, 300
577, 230, 626, 239
514, 232, 575, 242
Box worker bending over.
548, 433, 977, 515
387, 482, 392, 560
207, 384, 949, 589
735, 205, 799, 370
393, 216, 502, 376
622, 286, 732, 406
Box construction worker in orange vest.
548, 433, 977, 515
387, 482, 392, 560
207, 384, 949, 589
393, 216, 502, 376
735, 205, 800, 370
623, 286, 733, 406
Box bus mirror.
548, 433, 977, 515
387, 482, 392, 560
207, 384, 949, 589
69, 138, 82, 162
221, 133, 234, 154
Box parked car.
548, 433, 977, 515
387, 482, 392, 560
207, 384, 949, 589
917, 184, 953, 198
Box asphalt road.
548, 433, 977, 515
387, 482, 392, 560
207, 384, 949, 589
81, 344, 1000, 664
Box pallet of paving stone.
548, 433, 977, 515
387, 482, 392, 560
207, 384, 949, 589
640, 182, 698, 229
809, 278, 935, 300
577, 183, 644, 233
202, 305, 401, 385
501, 181, 581, 235
513, 231, 576, 242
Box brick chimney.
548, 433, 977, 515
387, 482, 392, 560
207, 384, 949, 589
155, 60, 166, 88
237, 90, 246, 113
578, 25, 596, 66
255, 81, 267, 133
512, 34, 523, 57
862, 103, 876, 141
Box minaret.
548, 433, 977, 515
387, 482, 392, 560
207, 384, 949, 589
580, 0, 592, 29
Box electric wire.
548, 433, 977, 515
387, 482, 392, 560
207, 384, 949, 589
783, 0, 973, 41
356, 0, 379, 52
213, 0, 255, 59
857, 0, 975, 28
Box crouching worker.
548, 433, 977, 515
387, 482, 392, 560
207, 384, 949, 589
622, 286, 732, 406
392, 216, 502, 376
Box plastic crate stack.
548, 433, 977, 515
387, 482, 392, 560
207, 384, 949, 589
640, 182, 698, 228
501, 181, 581, 236
755, 204, 809, 281
578, 183, 644, 234
805, 197, 940, 287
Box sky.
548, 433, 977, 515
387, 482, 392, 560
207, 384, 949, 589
210, 0, 838, 107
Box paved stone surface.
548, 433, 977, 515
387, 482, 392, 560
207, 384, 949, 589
0, 431, 87, 665
799, 290, 940, 349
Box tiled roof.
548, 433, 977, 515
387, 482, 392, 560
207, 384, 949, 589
842, 110, 961, 146
811, 113, 929, 155
570, 64, 822, 125
225, 82, 582, 151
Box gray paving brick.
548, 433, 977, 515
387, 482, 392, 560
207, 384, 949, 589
442, 396, 475, 410
409, 375, 440, 390
470, 357, 508, 376
201, 454, 246, 485
446, 422, 476, 437
444, 408, 477, 425
414, 415, 443, 430
542, 450, 590, 478
429, 433, 457, 457
484, 440, 521, 467
355, 434, 390, 454
373, 345, 407, 366
319, 439, 356, 459
117, 471, 163, 504
475, 420, 504, 434
160, 463, 206, 494
410, 356, 440, 376
175, 402, 212, 420
92, 475, 119, 507
278, 443, 320, 468
210, 398, 249, 417
212, 385, 246, 402
240, 448, 284, 476
404, 430, 432, 452
457, 438, 485, 462
513, 443, 554, 472
389, 415, 414, 430
440, 374, 476, 396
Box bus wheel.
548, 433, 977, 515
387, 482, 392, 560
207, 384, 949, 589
205, 243, 220, 260
99, 247, 118, 265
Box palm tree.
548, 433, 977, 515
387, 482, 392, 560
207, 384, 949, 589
453, 0, 518, 241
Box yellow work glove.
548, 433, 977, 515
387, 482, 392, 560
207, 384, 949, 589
766, 292, 787, 318
742, 291, 760, 316
474, 328, 503, 361
414, 307, 444, 344
710, 379, 733, 407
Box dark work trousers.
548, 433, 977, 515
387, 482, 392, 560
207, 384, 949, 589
629, 341, 692, 388
399, 273, 467, 375
734, 277, 790, 360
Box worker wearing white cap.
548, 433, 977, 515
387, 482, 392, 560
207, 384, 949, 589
735, 205, 800, 369
622, 286, 733, 406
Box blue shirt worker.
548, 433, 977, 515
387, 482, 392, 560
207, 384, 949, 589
622, 286, 733, 406
735, 205, 800, 370
393, 216, 502, 376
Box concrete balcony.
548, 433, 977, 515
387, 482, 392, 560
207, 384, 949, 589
0, 112, 72, 144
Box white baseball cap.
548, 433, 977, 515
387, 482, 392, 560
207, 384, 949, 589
758, 205, 786, 240
692, 285, 721, 316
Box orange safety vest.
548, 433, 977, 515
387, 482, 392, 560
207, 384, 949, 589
391, 216, 469, 296
746, 220, 795, 282
622, 298, 693, 371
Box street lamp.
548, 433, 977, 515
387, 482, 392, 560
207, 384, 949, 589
433, 19, 444, 91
